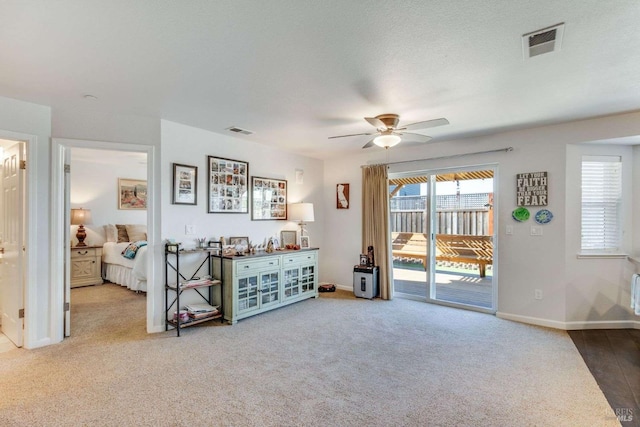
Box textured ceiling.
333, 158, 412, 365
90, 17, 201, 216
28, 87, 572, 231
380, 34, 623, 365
1, 1, 639, 159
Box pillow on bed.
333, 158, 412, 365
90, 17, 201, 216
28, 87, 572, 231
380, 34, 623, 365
125, 224, 147, 242
115, 224, 129, 243
104, 224, 118, 242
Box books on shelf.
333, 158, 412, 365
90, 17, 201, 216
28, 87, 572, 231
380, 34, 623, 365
185, 303, 219, 319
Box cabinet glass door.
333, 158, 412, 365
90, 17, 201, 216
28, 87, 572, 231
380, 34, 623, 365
260, 271, 279, 306
238, 275, 259, 313
300, 265, 315, 293
283, 267, 300, 299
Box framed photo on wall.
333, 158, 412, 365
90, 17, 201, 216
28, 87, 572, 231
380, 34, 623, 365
207, 156, 249, 213
118, 178, 147, 210
172, 163, 197, 205
251, 176, 287, 220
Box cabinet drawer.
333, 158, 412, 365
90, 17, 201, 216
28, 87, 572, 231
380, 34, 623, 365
71, 247, 99, 259
282, 252, 316, 266
236, 257, 280, 274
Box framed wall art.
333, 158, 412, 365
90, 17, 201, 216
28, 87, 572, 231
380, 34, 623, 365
337, 183, 349, 209
118, 178, 147, 210
172, 163, 197, 205
207, 156, 249, 213
251, 176, 287, 220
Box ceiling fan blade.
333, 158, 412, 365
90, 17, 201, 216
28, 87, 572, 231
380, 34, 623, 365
365, 117, 386, 129
328, 132, 375, 139
362, 138, 376, 149
400, 118, 449, 131
399, 132, 432, 143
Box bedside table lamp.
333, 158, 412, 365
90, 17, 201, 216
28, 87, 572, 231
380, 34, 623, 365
289, 202, 314, 238
70, 208, 92, 247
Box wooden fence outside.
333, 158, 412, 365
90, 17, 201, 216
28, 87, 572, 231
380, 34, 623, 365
390, 209, 491, 235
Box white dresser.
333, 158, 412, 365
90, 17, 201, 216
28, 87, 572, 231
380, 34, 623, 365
215, 248, 319, 324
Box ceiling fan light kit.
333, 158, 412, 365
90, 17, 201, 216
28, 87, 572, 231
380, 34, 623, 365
329, 113, 449, 149
373, 133, 401, 148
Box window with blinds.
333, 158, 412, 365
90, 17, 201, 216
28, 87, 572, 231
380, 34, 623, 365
580, 156, 622, 252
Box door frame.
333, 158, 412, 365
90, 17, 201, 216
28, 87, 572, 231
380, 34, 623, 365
0, 130, 37, 348
390, 163, 499, 314
51, 138, 160, 343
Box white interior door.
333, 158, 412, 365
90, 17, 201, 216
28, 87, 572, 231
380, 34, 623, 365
1, 142, 25, 347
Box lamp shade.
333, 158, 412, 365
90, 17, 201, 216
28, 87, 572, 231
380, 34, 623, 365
289, 203, 314, 222
373, 133, 401, 148
70, 208, 92, 225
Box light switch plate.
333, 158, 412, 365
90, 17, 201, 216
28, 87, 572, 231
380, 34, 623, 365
506, 225, 513, 235
530, 226, 543, 236
185, 225, 195, 235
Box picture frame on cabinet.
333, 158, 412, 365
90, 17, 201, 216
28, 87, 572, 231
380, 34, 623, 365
281, 230, 297, 247
300, 235, 310, 249
172, 163, 197, 205
207, 156, 249, 213
251, 176, 287, 220
229, 236, 249, 253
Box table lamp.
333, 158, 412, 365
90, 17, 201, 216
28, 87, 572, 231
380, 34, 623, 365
289, 202, 314, 237
70, 208, 92, 247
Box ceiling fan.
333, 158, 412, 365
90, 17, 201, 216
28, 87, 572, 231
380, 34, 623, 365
328, 113, 449, 149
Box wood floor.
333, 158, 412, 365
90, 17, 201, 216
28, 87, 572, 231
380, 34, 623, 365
568, 329, 640, 426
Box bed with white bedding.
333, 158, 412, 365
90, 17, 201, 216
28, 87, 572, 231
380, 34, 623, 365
101, 224, 148, 292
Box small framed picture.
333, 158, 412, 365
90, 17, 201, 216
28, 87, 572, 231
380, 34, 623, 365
172, 163, 197, 205
281, 230, 297, 247
359, 254, 368, 265
229, 236, 249, 250
300, 235, 310, 249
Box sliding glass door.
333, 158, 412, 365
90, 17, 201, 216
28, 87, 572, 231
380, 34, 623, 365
390, 167, 496, 312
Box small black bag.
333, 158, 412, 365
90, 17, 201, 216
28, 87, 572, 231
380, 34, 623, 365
318, 284, 336, 292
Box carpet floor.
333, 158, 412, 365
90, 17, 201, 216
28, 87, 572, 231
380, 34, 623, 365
0, 284, 618, 426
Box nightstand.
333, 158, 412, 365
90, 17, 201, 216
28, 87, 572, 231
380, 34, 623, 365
70, 246, 103, 288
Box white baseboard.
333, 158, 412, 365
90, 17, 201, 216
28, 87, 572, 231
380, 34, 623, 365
497, 311, 640, 330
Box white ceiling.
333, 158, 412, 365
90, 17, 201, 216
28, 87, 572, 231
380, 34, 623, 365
1, 1, 639, 159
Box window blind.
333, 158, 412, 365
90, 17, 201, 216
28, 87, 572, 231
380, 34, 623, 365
581, 156, 622, 251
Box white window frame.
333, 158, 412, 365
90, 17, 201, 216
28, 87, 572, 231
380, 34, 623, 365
580, 155, 623, 255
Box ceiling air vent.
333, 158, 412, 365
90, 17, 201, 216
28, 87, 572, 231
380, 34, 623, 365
522, 23, 564, 58
226, 126, 254, 136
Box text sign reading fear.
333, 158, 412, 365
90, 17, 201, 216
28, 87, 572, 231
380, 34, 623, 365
516, 171, 548, 206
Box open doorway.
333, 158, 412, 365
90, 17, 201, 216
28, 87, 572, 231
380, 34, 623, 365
390, 167, 497, 312
67, 147, 148, 336
51, 138, 158, 343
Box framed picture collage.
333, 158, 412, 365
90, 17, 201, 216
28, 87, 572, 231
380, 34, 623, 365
172, 156, 289, 221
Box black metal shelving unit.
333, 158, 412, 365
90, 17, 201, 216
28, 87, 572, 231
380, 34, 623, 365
165, 242, 224, 336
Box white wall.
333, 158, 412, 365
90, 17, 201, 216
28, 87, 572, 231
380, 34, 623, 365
0, 96, 51, 348
323, 111, 640, 328
69, 150, 147, 246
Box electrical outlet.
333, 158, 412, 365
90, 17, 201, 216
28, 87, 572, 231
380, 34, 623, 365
535, 289, 543, 300
185, 225, 195, 235
506, 225, 513, 235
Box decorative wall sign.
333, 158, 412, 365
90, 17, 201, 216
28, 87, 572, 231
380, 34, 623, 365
336, 183, 349, 209
516, 171, 548, 206
118, 178, 147, 210
207, 156, 248, 213
172, 163, 197, 205
251, 176, 287, 220
534, 209, 553, 224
